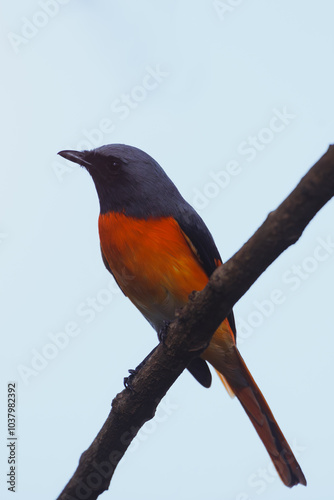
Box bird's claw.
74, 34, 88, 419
124, 369, 136, 391
158, 320, 170, 344
123, 345, 160, 391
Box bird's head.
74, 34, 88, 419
58, 144, 183, 217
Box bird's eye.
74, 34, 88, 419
111, 160, 121, 168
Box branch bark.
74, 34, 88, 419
57, 145, 334, 500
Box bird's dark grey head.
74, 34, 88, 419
58, 144, 185, 217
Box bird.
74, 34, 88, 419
58, 144, 306, 488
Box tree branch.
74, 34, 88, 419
57, 145, 334, 500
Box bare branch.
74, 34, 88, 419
57, 145, 334, 500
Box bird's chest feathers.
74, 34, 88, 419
98, 212, 208, 323
99, 212, 180, 281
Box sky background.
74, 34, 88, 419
1, 1, 334, 499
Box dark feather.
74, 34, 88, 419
187, 357, 212, 388
175, 206, 236, 339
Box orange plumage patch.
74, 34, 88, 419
98, 212, 209, 307
98, 211, 235, 359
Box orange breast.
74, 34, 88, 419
99, 211, 235, 359
98, 212, 209, 323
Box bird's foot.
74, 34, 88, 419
123, 346, 158, 391
123, 369, 137, 391
158, 320, 170, 344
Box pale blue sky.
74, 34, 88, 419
1, 1, 334, 499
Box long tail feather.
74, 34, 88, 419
210, 344, 306, 487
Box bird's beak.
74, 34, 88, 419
58, 150, 92, 169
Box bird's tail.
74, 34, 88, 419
204, 339, 306, 488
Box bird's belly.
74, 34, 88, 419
98, 212, 209, 331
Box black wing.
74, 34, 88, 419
175, 205, 236, 338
